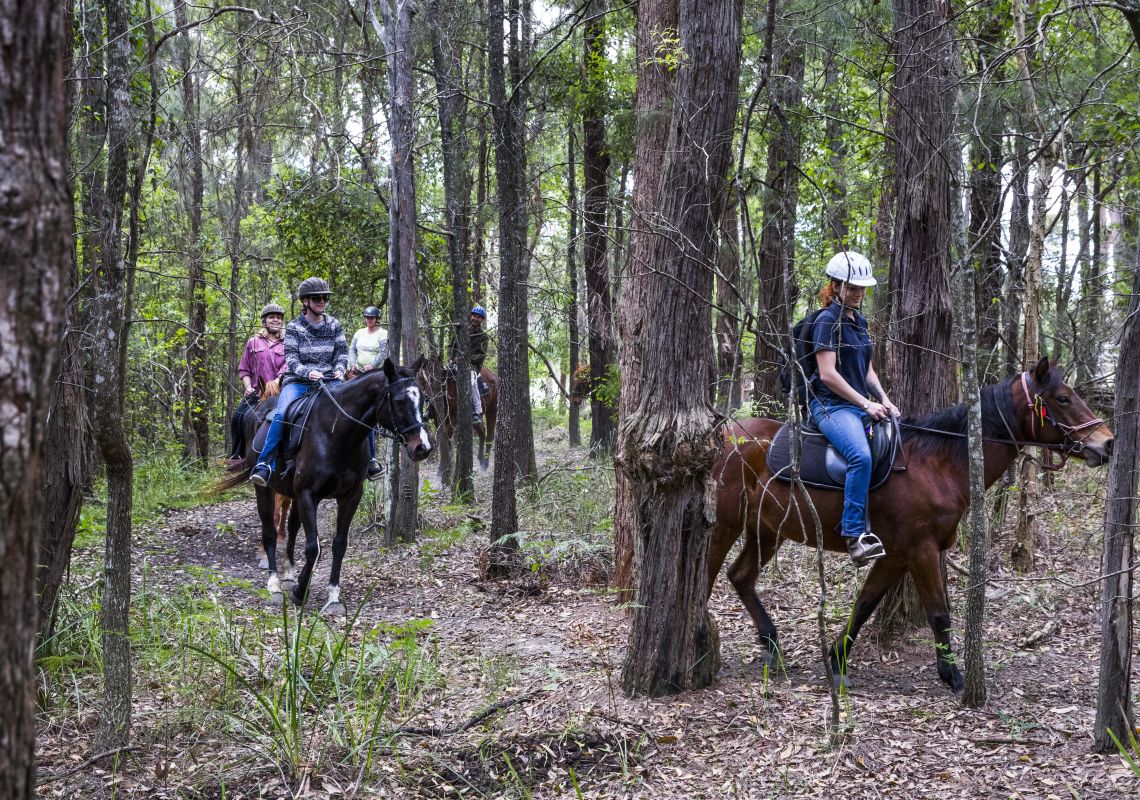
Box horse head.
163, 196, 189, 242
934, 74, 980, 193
1019, 356, 1113, 467
380, 358, 433, 461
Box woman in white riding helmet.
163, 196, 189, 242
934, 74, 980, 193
808, 251, 900, 566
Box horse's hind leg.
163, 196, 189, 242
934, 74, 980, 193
910, 545, 964, 694
727, 528, 785, 670
323, 486, 363, 615
274, 495, 291, 560
281, 501, 300, 584
290, 494, 321, 607
830, 557, 906, 691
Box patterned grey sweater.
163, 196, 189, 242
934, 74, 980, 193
283, 314, 348, 384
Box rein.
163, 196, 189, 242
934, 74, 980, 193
317, 376, 423, 445
897, 372, 1106, 471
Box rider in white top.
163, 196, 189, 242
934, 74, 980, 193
348, 305, 388, 374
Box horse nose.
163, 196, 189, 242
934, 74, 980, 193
1106, 437, 1114, 456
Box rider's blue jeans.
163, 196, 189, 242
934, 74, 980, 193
256, 381, 310, 472
809, 397, 872, 538
257, 380, 377, 473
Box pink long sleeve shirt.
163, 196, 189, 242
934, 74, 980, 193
237, 332, 286, 390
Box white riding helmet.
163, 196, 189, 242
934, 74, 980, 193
825, 251, 877, 287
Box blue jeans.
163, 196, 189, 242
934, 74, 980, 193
256, 382, 311, 471
257, 380, 376, 472
809, 397, 871, 537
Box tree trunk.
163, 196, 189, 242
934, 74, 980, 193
715, 191, 742, 414
1010, 0, 1055, 574
225, 51, 250, 459
176, 0, 209, 464
753, 29, 804, 408
486, 0, 537, 575
968, 12, 1005, 379
0, 1, 72, 794
878, 0, 958, 636
612, 0, 678, 604
618, 0, 742, 697
567, 122, 582, 447
1078, 167, 1105, 385
429, 0, 475, 502
1092, 244, 1140, 752
1005, 136, 1030, 375
378, 0, 421, 542
582, 0, 617, 454
823, 51, 848, 248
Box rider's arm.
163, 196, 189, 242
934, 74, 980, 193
815, 350, 870, 408
865, 364, 899, 415
332, 324, 348, 379
347, 330, 360, 370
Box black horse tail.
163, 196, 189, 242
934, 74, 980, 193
212, 463, 253, 495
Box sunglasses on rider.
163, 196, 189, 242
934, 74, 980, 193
308, 294, 330, 303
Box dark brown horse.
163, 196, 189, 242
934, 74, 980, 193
416, 355, 498, 470
709, 358, 1114, 692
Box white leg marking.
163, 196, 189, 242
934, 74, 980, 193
321, 584, 343, 615
267, 573, 282, 594
283, 566, 296, 583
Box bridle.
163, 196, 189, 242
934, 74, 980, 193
898, 372, 1106, 472
318, 375, 426, 446
1015, 371, 1105, 469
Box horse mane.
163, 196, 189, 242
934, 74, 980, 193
899, 375, 1019, 461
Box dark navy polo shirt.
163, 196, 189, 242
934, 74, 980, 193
809, 303, 873, 402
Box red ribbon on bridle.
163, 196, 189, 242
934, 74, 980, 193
1019, 372, 1105, 470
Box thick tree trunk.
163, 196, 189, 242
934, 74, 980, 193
1092, 250, 1139, 752
753, 32, 804, 407
1005, 137, 1030, 375
878, 0, 958, 636
0, 1, 72, 794
379, 0, 421, 542
612, 0, 678, 603
618, 0, 742, 698
567, 123, 582, 447
486, 0, 537, 575
176, 0, 209, 464
225, 51, 250, 458
429, 0, 475, 501
582, 0, 617, 454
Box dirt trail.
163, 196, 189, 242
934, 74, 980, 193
40, 441, 1140, 798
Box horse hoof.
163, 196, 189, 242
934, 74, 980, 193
320, 601, 346, 618
290, 586, 306, 607
833, 672, 854, 693
257, 555, 269, 569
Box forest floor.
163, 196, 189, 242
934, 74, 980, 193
35, 429, 1140, 799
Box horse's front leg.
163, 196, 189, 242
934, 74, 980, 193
255, 487, 283, 594
830, 556, 906, 691
322, 485, 364, 616
910, 545, 965, 694
290, 493, 321, 607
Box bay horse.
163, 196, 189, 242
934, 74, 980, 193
415, 355, 498, 470
218, 359, 432, 611
709, 358, 1113, 693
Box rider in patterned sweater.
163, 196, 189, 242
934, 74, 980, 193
250, 278, 383, 486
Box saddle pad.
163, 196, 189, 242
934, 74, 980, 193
251, 389, 319, 460
765, 417, 898, 491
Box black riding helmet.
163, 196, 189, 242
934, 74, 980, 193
363, 305, 381, 318
296, 277, 332, 299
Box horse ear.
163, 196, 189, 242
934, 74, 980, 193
1033, 355, 1051, 387
382, 357, 398, 381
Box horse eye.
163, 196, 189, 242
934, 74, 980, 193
1056, 395, 1070, 405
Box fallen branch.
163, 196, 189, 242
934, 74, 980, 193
1016, 618, 1060, 649
38, 746, 138, 785
397, 690, 544, 736
970, 737, 1055, 747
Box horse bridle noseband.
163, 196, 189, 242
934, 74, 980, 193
1014, 372, 1105, 469
318, 376, 426, 446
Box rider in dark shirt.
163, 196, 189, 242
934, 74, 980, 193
809, 251, 900, 566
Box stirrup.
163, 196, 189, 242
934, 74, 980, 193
846, 532, 885, 567
366, 459, 384, 481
